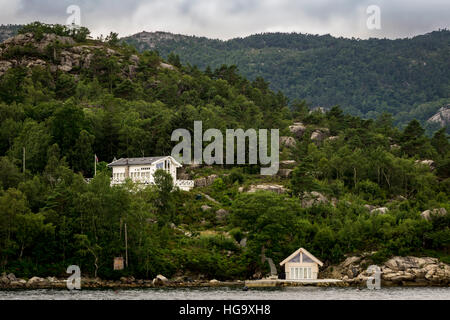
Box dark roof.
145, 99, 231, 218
107, 157, 167, 167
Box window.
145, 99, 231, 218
289, 267, 312, 280
156, 162, 163, 169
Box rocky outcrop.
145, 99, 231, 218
0, 32, 140, 77
420, 208, 448, 221
277, 169, 293, 178
415, 159, 435, 170
370, 207, 389, 215
289, 122, 306, 139
301, 191, 329, 208
327, 255, 450, 286
247, 184, 287, 194
215, 209, 229, 221
280, 160, 297, 168
310, 128, 330, 143
194, 174, 218, 187
427, 105, 450, 128
280, 136, 296, 148
201, 204, 212, 211
0, 273, 240, 289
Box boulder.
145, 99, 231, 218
194, 174, 218, 187
420, 208, 447, 221
160, 62, 175, 70
0, 60, 13, 76
201, 205, 212, 211
152, 274, 169, 286
7, 273, 16, 282
0, 274, 9, 285
277, 169, 293, 178
289, 122, 306, 139
310, 129, 329, 143
247, 184, 287, 194
27, 276, 46, 286
327, 136, 339, 141
341, 256, 361, 268
301, 191, 328, 208
415, 159, 435, 170
280, 136, 296, 148
209, 279, 220, 284
370, 207, 389, 215
215, 209, 229, 221
280, 160, 297, 168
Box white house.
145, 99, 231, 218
279, 248, 324, 280
107, 156, 194, 191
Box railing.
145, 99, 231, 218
175, 180, 195, 190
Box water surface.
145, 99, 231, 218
0, 287, 449, 300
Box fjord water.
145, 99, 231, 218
0, 287, 449, 300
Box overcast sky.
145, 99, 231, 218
1, 0, 449, 40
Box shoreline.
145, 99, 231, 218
1, 277, 449, 290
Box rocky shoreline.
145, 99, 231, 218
0, 273, 244, 290
324, 255, 450, 287
1, 256, 449, 290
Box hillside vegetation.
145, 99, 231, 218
123, 30, 450, 131
0, 23, 448, 281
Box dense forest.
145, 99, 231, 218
0, 23, 448, 280
123, 30, 450, 131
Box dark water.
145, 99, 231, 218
0, 287, 449, 300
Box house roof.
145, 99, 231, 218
107, 156, 182, 167
279, 247, 323, 266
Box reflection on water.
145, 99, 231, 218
0, 286, 449, 300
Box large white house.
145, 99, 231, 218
107, 156, 194, 191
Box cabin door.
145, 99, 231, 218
290, 267, 312, 280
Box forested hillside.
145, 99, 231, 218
123, 30, 450, 130
0, 23, 448, 281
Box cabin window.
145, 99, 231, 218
156, 162, 163, 169
290, 267, 312, 280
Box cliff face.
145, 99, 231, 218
0, 32, 141, 78
427, 105, 450, 128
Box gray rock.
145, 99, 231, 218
370, 207, 389, 215
153, 274, 169, 286
289, 122, 306, 139
280, 136, 296, 148
201, 205, 212, 211
421, 208, 447, 221
194, 174, 218, 187
247, 184, 287, 194
7, 273, 16, 282
415, 159, 435, 170
310, 129, 329, 143
216, 209, 229, 221
427, 105, 450, 128
301, 191, 328, 208
278, 169, 293, 178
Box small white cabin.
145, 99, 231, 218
280, 248, 323, 280
107, 156, 194, 191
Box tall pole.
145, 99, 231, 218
124, 223, 128, 268
94, 154, 97, 177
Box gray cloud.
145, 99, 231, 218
0, 0, 449, 39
